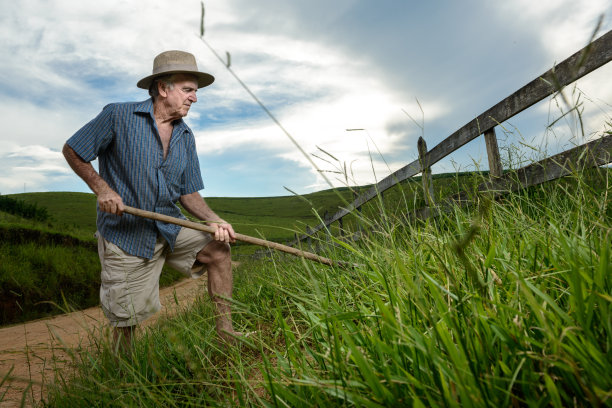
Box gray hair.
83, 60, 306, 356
148, 74, 177, 100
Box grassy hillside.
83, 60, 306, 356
6, 191, 98, 241
207, 171, 488, 248
0, 175, 451, 326
0, 188, 351, 325
8, 189, 350, 244
1, 168, 608, 326
41, 166, 611, 407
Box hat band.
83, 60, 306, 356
152, 63, 199, 75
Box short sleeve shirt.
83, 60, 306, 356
66, 98, 204, 259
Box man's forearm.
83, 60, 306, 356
63, 143, 124, 215
180, 192, 235, 243
62, 143, 110, 196
180, 192, 224, 224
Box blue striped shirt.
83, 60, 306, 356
67, 98, 204, 259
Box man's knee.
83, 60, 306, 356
197, 241, 231, 265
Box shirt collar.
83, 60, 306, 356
134, 98, 154, 115
135, 98, 189, 133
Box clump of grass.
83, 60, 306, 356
44, 262, 270, 407
259, 167, 611, 407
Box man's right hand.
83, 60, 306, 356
62, 144, 124, 215
98, 188, 124, 215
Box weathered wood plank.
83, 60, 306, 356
304, 30, 612, 238
426, 30, 612, 166
418, 136, 435, 206
484, 128, 503, 178
481, 134, 612, 194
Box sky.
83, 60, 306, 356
1, 0, 611, 198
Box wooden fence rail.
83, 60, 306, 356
412, 133, 612, 220
286, 29, 612, 247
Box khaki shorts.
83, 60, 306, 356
96, 228, 213, 327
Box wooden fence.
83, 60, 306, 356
242, 30, 612, 261
412, 134, 612, 220
277, 29, 612, 248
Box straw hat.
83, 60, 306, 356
137, 50, 215, 90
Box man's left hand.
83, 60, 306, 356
213, 222, 236, 244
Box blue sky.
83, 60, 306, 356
1, 0, 611, 198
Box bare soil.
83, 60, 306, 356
0, 276, 209, 407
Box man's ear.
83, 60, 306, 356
158, 81, 168, 98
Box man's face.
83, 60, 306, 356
161, 74, 198, 118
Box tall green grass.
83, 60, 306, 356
37, 166, 610, 407
259, 172, 611, 407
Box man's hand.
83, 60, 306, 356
63, 143, 123, 214
98, 187, 124, 215
212, 221, 236, 243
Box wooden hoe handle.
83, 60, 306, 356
122, 205, 340, 267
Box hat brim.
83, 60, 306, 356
137, 70, 215, 90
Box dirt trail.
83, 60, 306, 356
0, 276, 209, 407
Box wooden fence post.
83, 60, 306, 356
418, 136, 435, 207
484, 127, 503, 178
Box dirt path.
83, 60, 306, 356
0, 276, 209, 407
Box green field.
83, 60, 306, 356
30, 166, 609, 407
4, 170, 486, 244
0, 186, 357, 325
1, 170, 608, 326
1, 168, 610, 406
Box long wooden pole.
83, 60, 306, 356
122, 205, 339, 267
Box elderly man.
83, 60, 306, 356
63, 50, 239, 348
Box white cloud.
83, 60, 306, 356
0, 98, 85, 146
496, 0, 612, 61
1, 0, 610, 196
192, 12, 453, 189
194, 63, 450, 188
0, 0, 214, 94
0, 142, 72, 193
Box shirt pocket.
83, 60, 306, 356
162, 143, 187, 193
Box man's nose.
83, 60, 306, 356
189, 92, 197, 102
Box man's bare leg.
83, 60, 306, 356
113, 326, 134, 355
195, 241, 239, 342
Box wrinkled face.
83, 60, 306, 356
159, 74, 198, 118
